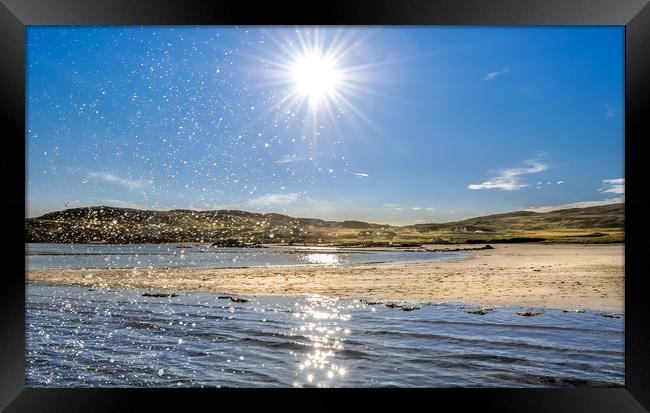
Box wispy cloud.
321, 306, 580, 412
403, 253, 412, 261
88, 172, 153, 190
385, 203, 405, 211
525, 197, 623, 213
604, 104, 615, 118
468, 159, 548, 191
243, 192, 344, 217
275, 154, 306, 164
247, 192, 302, 206
354, 173, 369, 177
383, 203, 435, 213
482, 68, 510, 81
601, 178, 624, 194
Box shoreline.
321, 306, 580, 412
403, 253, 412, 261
26, 244, 624, 313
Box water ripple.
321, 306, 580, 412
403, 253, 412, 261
26, 284, 624, 387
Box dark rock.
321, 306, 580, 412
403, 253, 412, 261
211, 239, 262, 248
218, 295, 250, 303
425, 244, 495, 252
359, 298, 383, 305
385, 302, 420, 311
142, 292, 178, 298
600, 313, 621, 319
517, 310, 544, 317
466, 308, 493, 315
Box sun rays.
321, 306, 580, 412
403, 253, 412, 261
252, 27, 382, 136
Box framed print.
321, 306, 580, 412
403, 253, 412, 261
1, 0, 649, 411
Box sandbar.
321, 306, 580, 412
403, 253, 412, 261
26, 243, 624, 312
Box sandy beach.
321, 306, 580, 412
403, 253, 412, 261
26, 243, 624, 312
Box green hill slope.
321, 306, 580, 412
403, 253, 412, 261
25, 203, 624, 245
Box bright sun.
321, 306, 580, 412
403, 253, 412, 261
290, 51, 342, 104
264, 28, 371, 125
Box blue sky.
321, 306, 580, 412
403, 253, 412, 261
26, 26, 624, 224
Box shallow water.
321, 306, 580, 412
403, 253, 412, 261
26, 243, 466, 270
26, 284, 624, 388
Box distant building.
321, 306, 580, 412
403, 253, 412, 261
453, 225, 467, 233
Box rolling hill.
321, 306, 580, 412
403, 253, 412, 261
25, 203, 624, 245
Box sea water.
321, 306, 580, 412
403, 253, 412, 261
26, 284, 624, 388
26, 243, 466, 270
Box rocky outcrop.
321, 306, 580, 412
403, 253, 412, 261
218, 295, 250, 303
142, 292, 178, 298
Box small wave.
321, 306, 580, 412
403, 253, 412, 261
26, 284, 625, 388
488, 372, 623, 387
354, 329, 623, 357
404, 317, 623, 335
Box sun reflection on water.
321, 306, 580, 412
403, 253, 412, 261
300, 253, 342, 266
290, 295, 353, 387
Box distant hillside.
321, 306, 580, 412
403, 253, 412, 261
25, 206, 389, 244
25, 203, 624, 245
408, 203, 624, 233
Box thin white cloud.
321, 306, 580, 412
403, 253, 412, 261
88, 172, 153, 190
383, 203, 431, 212
247, 192, 301, 206
243, 193, 344, 218
557, 180, 564, 184
275, 154, 306, 164
601, 178, 624, 194
482, 68, 510, 81
604, 104, 615, 118
524, 197, 623, 213
354, 173, 369, 177
468, 160, 548, 191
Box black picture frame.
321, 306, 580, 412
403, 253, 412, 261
2, 0, 649, 411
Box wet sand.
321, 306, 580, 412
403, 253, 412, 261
26, 244, 624, 312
